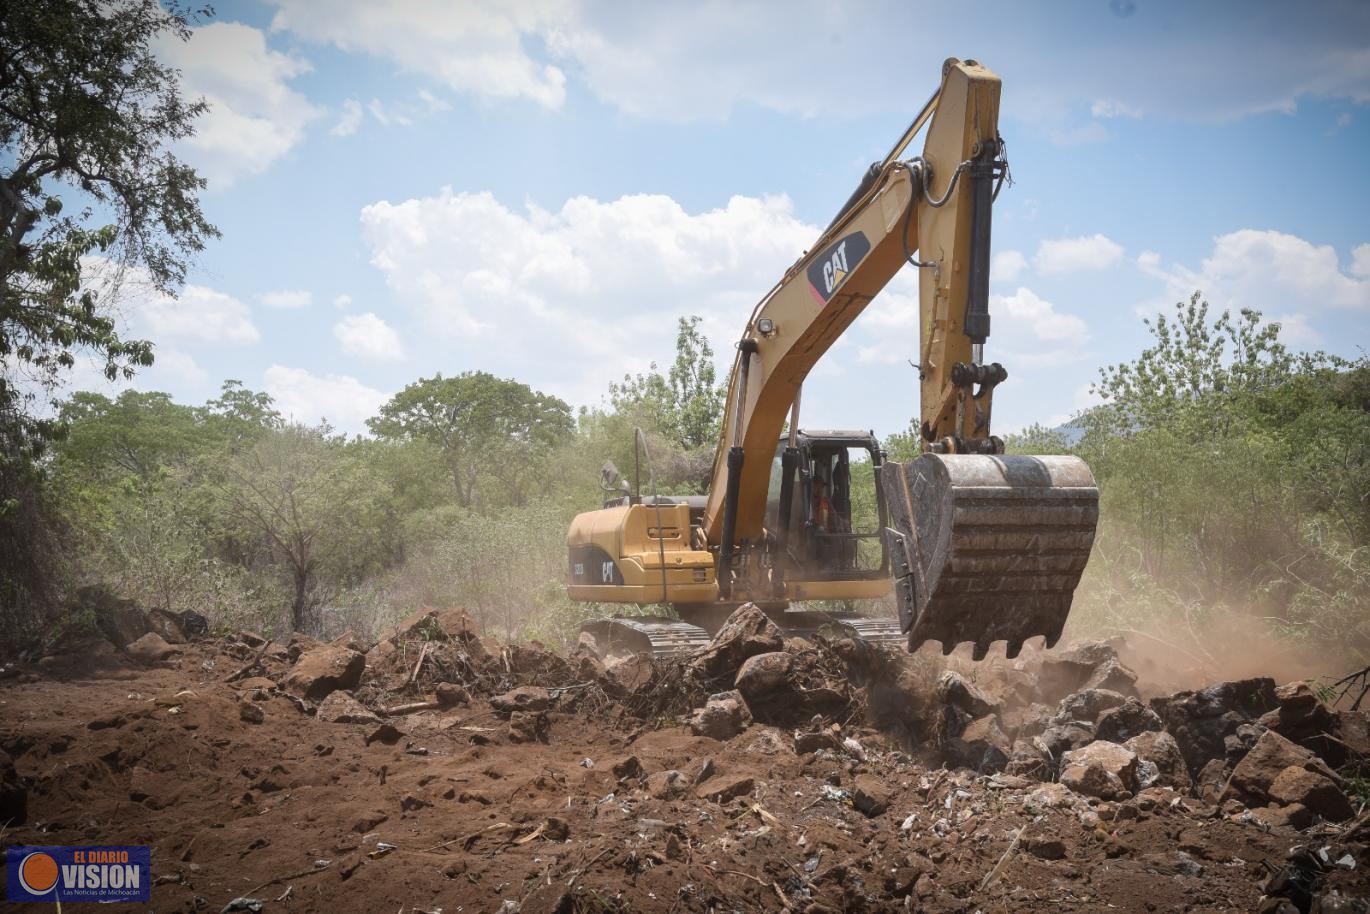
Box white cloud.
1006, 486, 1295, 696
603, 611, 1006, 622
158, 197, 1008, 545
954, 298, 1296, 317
359, 187, 816, 404
331, 99, 364, 136
268, 0, 568, 109
264, 364, 388, 430
990, 287, 1089, 342
332, 294, 354, 309
1138, 229, 1370, 316
157, 22, 321, 185
367, 98, 413, 127
334, 313, 405, 361
1049, 122, 1112, 146
1091, 99, 1143, 119
85, 258, 260, 344
992, 250, 1028, 281
1035, 234, 1124, 274
260, 289, 313, 309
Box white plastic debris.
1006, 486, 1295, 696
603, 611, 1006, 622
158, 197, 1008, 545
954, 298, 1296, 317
900, 812, 919, 832
580, 758, 594, 768
842, 737, 867, 761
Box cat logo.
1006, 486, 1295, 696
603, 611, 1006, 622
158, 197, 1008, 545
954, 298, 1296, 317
807, 231, 872, 304
601, 561, 616, 583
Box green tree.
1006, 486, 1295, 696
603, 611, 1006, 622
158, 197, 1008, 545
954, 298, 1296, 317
1, 0, 217, 455
610, 316, 725, 451
369, 372, 575, 508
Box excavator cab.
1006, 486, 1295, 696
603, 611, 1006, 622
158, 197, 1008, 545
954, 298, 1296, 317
766, 431, 888, 582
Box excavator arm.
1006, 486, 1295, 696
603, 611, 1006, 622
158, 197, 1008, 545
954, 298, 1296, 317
701, 58, 1098, 657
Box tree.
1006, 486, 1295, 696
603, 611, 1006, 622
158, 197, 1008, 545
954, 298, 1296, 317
1, 0, 217, 456
609, 316, 725, 451
211, 425, 384, 634
369, 372, 575, 508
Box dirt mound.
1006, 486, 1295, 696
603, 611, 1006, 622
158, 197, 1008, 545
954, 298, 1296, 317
1, 605, 1366, 913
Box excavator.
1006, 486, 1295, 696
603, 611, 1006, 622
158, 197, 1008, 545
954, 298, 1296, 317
566, 59, 1099, 661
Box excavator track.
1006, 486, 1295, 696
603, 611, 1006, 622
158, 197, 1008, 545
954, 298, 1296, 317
580, 611, 905, 661
880, 453, 1098, 660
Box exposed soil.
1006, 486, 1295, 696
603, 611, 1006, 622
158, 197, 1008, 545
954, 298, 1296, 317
1, 617, 1366, 914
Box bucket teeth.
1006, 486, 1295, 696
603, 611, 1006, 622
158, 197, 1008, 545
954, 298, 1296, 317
879, 454, 1098, 659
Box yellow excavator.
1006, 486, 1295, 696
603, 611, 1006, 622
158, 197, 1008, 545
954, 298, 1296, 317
567, 59, 1099, 661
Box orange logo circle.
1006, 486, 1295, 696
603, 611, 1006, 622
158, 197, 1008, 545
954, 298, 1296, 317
18, 852, 59, 895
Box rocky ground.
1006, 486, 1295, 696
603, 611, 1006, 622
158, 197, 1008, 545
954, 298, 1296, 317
1, 605, 1367, 913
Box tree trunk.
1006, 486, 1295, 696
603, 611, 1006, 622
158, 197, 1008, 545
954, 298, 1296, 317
291, 566, 311, 634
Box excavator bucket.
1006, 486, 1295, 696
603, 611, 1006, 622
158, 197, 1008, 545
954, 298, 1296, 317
879, 454, 1098, 660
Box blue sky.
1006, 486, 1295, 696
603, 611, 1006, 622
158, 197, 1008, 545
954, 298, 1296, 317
71, 0, 1370, 438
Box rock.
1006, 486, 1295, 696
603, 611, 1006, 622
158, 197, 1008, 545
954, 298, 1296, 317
689, 690, 753, 740
1335, 710, 1369, 758
145, 608, 187, 644
852, 775, 892, 817
1195, 758, 1230, 805
490, 686, 551, 714
645, 770, 688, 800
1004, 739, 1054, 781
79, 586, 147, 648
734, 652, 794, 699
1247, 803, 1313, 831
1095, 698, 1163, 743
1150, 678, 1278, 775
1025, 837, 1067, 860
1229, 730, 1340, 802
612, 756, 645, 781
1267, 767, 1354, 821
125, 632, 182, 665
400, 793, 432, 812
435, 683, 469, 708
0, 749, 26, 826
1025, 782, 1084, 810
1038, 721, 1096, 758
508, 711, 549, 743
937, 671, 1002, 718
1038, 640, 1120, 700
365, 723, 404, 746
795, 731, 841, 755
944, 715, 1010, 773
317, 692, 381, 725
697, 774, 754, 803
1125, 731, 1191, 792
1000, 703, 1054, 740
1259, 682, 1342, 765
1059, 741, 1138, 800
238, 702, 265, 724
177, 610, 208, 637
281, 645, 365, 701
688, 603, 783, 681
605, 653, 656, 692
352, 811, 388, 833
1082, 658, 1140, 697
1056, 688, 1128, 724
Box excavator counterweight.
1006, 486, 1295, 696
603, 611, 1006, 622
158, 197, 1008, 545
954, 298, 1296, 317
880, 454, 1098, 660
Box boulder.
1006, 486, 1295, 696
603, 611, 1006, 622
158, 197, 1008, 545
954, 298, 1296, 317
1337, 710, 1370, 758
145, 609, 187, 644
1229, 730, 1340, 803
177, 610, 208, 637
697, 774, 754, 803
1267, 767, 1354, 822
317, 692, 381, 725
1037, 640, 1121, 700
1195, 758, 1230, 805
1056, 688, 1129, 725
435, 683, 470, 708
605, 653, 656, 693
281, 644, 365, 701
1059, 741, 1138, 800
1038, 721, 1096, 758
1125, 730, 1191, 792
125, 632, 182, 665
645, 770, 688, 800
1095, 698, 1163, 743
937, 671, 1002, 718
944, 715, 1010, 773
238, 701, 264, 724
1259, 682, 1342, 765
1247, 803, 1313, 831
689, 690, 752, 740
795, 731, 841, 755
490, 686, 551, 714
734, 652, 794, 700
852, 775, 892, 817
1082, 658, 1141, 698
80, 586, 147, 648
1000, 703, 1054, 740
688, 604, 782, 680
508, 710, 549, 743
1150, 678, 1277, 775
1004, 739, 1053, 781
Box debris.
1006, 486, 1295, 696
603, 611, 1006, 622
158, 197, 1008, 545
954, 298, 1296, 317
979, 825, 1026, 891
